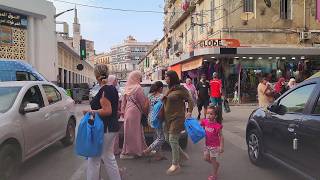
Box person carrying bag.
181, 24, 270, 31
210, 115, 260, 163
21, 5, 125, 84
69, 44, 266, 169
82, 64, 121, 180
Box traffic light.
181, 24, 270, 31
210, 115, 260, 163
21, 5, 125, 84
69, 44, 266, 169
80, 39, 86, 60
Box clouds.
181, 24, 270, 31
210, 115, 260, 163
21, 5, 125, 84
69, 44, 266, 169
52, 0, 164, 53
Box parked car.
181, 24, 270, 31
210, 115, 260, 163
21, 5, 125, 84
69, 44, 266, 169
0, 59, 47, 81
118, 80, 188, 149
0, 81, 76, 180
246, 74, 320, 179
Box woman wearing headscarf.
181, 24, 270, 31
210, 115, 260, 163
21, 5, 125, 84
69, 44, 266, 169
83, 64, 121, 180
184, 78, 197, 105
120, 70, 148, 159
163, 70, 194, 175
274, 77, 287, 99
288, 78, 297, 89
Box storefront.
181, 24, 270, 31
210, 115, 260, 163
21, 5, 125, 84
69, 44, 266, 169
0, 1, 58, 82
174, 38, 320, 103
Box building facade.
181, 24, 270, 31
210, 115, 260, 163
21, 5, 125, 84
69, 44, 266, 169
110, 36, 153, 79
0, 0, 58, 82
57, 37, 95, 89
146, 0, 320, 102
94, 52, 111, 65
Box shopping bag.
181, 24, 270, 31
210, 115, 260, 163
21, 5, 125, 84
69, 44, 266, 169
184, 117, 205, 144
75, 112, 104, 157
150, 100, 163, 129
223, 99, 231, 113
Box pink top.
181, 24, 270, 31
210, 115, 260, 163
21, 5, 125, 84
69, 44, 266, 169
200, 119, 223, 148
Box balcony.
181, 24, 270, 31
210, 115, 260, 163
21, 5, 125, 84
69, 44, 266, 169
173, 42, 183, 56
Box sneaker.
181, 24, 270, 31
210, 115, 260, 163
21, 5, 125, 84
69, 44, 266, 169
120, 154, 136, 159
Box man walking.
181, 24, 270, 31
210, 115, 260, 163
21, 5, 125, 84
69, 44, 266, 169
209, 72, 223, 106
196, 74, 210, 119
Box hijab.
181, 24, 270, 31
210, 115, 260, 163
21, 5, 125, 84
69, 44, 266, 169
184, 78, 196, 92
288, 78, 296, 89
124, 70, 142, 96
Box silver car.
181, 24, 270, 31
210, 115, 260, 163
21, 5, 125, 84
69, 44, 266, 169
0, 81, 76, 179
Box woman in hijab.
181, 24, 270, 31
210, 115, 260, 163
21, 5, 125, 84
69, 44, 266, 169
184, 78, 197, 105
120, 70, 148, 159
274, 77, 287, 99
288, 78, 297, 89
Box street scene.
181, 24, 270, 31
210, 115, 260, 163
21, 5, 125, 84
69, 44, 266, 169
1, 0, 320, 180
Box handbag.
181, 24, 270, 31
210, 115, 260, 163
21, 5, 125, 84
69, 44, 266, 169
129, 96, 148, 127
75, 112, 104, 157
223, 99, 231, 113
184, 117, 206, 144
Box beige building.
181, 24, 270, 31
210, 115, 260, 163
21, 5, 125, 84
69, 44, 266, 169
94, 53, 111, 65
110, 36, 153, 79
143, 0, 320, 102
56, 8, 95, 88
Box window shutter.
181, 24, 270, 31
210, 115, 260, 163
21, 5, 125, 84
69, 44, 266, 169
243, 0, 254, 12
317, 0, 320, 21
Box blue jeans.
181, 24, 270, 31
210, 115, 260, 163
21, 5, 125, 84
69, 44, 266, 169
210, 97, 222, 106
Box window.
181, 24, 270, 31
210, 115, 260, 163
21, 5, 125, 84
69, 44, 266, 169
280, 0, 292, 19
0, 87, 21, 113
279, 84, 317, 113
43, 85, 62, 104
211, 0, 215, 26
16, 71, 29, 81
21, 86, 44, 108
243, 0, 254, 12
313, 95, 320, 114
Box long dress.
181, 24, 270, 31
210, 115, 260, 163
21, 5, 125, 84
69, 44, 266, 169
121, 87, 147, 156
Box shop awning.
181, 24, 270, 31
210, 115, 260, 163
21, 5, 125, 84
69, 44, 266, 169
169, 64, 182, 79
181, 57, 203, 72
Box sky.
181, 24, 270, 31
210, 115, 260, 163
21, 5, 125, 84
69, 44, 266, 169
52, 0, 165, 53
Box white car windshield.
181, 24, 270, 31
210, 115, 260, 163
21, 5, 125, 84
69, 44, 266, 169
0, 87, 21, 113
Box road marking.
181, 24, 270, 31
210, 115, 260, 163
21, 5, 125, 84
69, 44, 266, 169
69, 162, 87, 180
223, 129, 247, 151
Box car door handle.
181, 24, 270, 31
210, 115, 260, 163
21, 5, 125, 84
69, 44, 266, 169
288, 124, 298, 133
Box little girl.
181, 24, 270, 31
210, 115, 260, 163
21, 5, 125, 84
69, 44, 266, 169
200, 105, 224, 180
142, 81, 166, 160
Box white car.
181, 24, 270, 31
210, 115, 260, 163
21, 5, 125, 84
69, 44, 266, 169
0, 81, 76, 179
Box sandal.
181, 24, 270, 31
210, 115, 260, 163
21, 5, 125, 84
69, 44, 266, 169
166, 165, 181, 176
208, 175, 217, 180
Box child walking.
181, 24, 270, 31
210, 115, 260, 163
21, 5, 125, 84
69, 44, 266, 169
142, 81, 166, 160
200, 105, 224, 180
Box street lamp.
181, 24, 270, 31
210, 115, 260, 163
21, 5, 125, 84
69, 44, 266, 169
54, 8, 74, 18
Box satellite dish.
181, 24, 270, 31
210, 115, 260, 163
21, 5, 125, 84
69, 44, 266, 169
240, 12, 255, 21
264, 0, 272, 8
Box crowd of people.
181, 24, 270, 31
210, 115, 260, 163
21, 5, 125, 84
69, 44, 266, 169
257, 75, 297, 108
82, 64, 225, 180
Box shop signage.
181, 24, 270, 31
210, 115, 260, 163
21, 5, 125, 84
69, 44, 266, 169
0, 26, 13, 45
0, 10, 28, 29
191, 39, 241, 49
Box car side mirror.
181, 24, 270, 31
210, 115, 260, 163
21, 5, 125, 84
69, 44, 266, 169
20, 103, 40, 114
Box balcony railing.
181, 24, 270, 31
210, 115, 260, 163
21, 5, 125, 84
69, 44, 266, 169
166, 0, 196, 30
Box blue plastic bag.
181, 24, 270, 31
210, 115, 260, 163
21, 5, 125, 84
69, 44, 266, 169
75, 112, 104, 157
150, 100, 163, 129
184, 117, 205, 144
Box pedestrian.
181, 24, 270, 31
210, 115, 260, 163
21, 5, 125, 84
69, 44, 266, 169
83, 64, 121, 180
142, 81, 166, 160
184, 78, 197, 105
163, 70, 194, 175
287, 78, 297, 89
274, 77, 287, 99
196, 74, 210, 119
200, 105, 224, 180
257, 77, 274, 108
209, 72, 222, 106
120, 70, 148, 159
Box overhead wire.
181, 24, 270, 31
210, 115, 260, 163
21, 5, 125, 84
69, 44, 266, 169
52, 0, 232, 14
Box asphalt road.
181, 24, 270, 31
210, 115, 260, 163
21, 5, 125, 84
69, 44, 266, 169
14, 103, 306, 180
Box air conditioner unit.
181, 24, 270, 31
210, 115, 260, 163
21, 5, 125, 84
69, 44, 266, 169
300, 31, 311, 40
